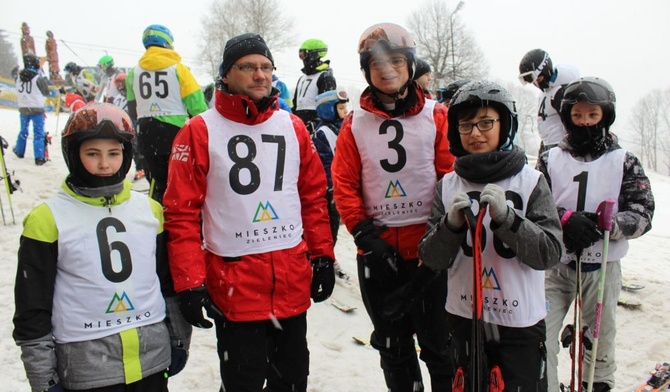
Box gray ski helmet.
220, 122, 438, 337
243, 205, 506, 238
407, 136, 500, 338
358, 23, 417, 82
518, 49, 553, 91
560, 76, 616, 130
447, 80, 518, 157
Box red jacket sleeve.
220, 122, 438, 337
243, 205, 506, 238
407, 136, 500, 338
433, 104, 455, 178
163, 116, 210, 292
293, 115, 336, 260
331, 113, 367, 233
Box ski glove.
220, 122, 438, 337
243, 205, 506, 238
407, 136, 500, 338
446, 193, 471, 230
562, 211, 602, 254
480, 184, 509, 223
178, 286, 224, 329
352, 219, 400, 285
381, 265, 442, 321
311, 256, 335, 303
167, 346, 189, 377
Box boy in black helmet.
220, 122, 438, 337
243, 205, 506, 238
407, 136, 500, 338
536, 77, 654, 392
419, 80, 562, 391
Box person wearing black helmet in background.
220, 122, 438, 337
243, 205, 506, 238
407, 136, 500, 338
13, 53, 50, 165
518, 49, 579, 156
413, 58, 433, 99
332, 22, 455, 392
536, 77, 654, 392
63, 62, 99, 103
293, 38, 337, 132
435, 78, 470, 107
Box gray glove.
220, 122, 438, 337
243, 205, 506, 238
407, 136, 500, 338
480, 184, 509, 223
446, 193, 471, 230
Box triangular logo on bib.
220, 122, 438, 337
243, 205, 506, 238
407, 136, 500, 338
482, 267, 501, 290
253, 201, 279, 222
385, 180, 407, 198
106, 291, 136, 313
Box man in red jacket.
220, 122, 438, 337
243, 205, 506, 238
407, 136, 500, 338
332, 23, 455, 391
163, 33, 335, 392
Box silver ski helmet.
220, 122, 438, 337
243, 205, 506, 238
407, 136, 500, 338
447, 80, 518, 157
358, 23, 416, 90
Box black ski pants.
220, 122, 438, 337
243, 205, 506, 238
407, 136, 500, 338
448, 313, 548, 391
357, 255, 454, 392
214, 312, 309, 392
136, 117, 181, 205
63, 369, 168, 391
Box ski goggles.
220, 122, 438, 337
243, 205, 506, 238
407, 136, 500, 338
62, 103, 134, 140
335, 90, 349, 102
518, 70, 538, 85
561, 80, 615, 105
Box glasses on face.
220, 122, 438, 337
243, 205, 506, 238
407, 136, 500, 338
369, 56, 407, 71
457, 118, 500, 135
231, 63, 276, 75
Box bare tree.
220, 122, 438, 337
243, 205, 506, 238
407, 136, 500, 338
406, 0, 488, 92
198, 0, 295, 78
501, 82, 541, 157
629, 89, 670, 172
0, 29, 18, 79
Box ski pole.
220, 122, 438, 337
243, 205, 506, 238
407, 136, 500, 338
586, 199, 616, 392
0, 137, 16, 225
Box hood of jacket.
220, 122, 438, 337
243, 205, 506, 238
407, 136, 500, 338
138, 46, 181, 70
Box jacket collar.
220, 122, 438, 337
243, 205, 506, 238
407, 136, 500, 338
214, 88, 280, 125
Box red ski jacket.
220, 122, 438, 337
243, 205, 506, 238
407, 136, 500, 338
164, 89, 335, 322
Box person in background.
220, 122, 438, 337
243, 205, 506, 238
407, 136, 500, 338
292, 38, 336, 132
413, 58, 432, 99
95, 55, 122, 103
63, 62, 99, 103
13, 53, 50, 165
13, 103, 192, 392
419, 80, 562, 391
435, 78, 470, 107
126, 24, 207, 204
163, 33, 335, 392
518, 48, 579, 155
313, 89, 350, 279
331, 22, 455, 392
536, 77, 655, 392
273, 73, 292, 110
112, 73, 145, 182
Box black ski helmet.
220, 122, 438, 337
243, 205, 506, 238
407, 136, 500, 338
61, 103, 135, 188
518, 49, 554, 91
23, 54, 40, 70
414, 58, 431, 80
358, 23, 416, 97
64, 62, 81, 75
436, 79, 471, 104
559, 76, 616, 154
447, 80, 518, 157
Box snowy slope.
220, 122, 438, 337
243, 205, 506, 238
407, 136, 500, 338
0, 107, 668, 391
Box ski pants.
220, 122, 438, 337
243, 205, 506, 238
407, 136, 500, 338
136, 118, 181, 205
545, 260, 622, 392
214, 312, 309, 392
62, 369, 168, 391
357, 255, 454, 392
447, 314, 548, 391
16, 113, 45, 159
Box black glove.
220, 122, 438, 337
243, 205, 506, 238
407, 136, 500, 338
167, 346, 189, 377
44, 383, 64, 392
178, 286, 223, 329
352, 219, 399, 284
381, 266, 441, 321
311, 257, 335, 303
562, 211, 602, 254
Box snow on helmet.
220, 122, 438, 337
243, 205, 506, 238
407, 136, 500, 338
447, 80, 518, 157
518, 49, 553, 91
559, 76, 616, 154
436, 79, 471, 104
23, 54, 40, 70
316, 90, 349, 121
142, 24, 174, 49
98, 55, 114, 70
61, 103, 135, 187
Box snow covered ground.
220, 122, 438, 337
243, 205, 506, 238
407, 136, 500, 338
0, 107, 668, 391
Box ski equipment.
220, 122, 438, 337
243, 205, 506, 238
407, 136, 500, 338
622, 281, 645, 292
0, 135, 20, 225
330, 298, 356, 313
586, 199, 616, 392
518, 49, 553, 90
617, 297, 642, 310
633, 362, 670, 392
315, 90, 349, 121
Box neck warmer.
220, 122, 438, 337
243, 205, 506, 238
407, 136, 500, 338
67, 176, 124, 198
454, 146, 527, 184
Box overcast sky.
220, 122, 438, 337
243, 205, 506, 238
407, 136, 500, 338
2, 0, 669, 136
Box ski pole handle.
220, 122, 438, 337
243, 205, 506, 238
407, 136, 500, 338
596, 199, 616, 231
